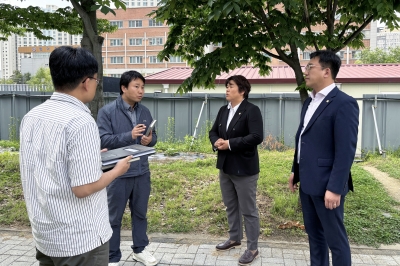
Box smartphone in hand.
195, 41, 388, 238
145, 120, 157, 137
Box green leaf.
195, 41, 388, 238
223, 1, 232, 11
90, 5, 101, 11
233, 3, 241, 14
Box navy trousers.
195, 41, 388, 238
107, 172, 151, 263
300, 188, 351, 266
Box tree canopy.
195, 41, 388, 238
10, 70, 31, 84
356, 46, 400, 63
2, 0, 125, 118
0, 3, 117, 40
27, 67, 53, 87
153, 0, 400, 102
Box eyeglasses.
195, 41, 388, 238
304, 64, 325, 71
82, 77, 99, 84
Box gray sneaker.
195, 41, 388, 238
132, 249, 158, 266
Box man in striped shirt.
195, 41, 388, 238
19, 46, 132, 265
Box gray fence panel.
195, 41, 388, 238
0, 94, 12, 139
0, 91, 305, 148
282, 97, 302, 147
362, 94, 400, 153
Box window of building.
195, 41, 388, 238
129, 38, 143, 46
130, 56, 143, 64
110, 74, 122, 77
352, 50, 361, 59
110, 57, 124, 64
336, 51, 345, 59
169, 56, 183, 63
149, 56, 162, 63
149, 37, 163, 45
143, 0, 148, 6
110, 39, 123, 46
129, 20, 142, 28
149, 19, 163, 27
110, 21, 123, 28
362, 30, 371, 39
303, 51, 310, 60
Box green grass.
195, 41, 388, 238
345, 165, 400, 246
363, 154, 400, 180
1, 139, 400, 246
0, 152, 29, 225
0, 140, 20, 151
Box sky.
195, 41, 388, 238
8, 0, 71, 8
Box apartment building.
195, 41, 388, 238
97, 6, 187, 77
0, 5, 82, 79
374, 26, 400, 51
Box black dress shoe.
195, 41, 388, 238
215, 239, 241, 251
238, 249, 259, 265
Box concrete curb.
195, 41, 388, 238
2, 227, 399, 256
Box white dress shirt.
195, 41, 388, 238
19, 92, 112, 257
227, 101, 242, 150
297, 83, 336, 163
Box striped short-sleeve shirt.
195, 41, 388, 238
19, 92, 112, 257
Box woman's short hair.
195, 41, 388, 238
225, 75, 251, 99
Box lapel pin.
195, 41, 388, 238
239, 113, 241, 115
326, 100, 330, 103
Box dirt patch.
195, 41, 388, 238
363, 165, 400, 203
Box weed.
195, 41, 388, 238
8, 117, 20, 142
0, 140, 20, 151
165, 117, 175, 142
261, 134, 289, 151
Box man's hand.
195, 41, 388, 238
113, 155, 133, 176
141, 131, 152, 146
324, 190, 341, 210
214, 139, 229, 150
288, 172, 298, 192
131, 124, 146, 139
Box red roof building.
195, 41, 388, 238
145, 64, 400, 85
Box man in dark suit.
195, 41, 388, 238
209, 75, 263, 265
289, 50, 359, 266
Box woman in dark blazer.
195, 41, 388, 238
209, 75, 264, 265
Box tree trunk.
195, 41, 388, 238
81, 34, 105, 121
292, 64, 309, 104
71, 0, 105, 120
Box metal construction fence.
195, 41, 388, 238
0, 91, 399, 153
0, 84, 54, 92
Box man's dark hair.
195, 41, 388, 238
224, 75, 251, 99
49, 46, 98, 91
119, 71, 146, 95
310, 50, 341, 80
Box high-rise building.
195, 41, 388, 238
374, 26, 400, 51
0, 34, 17, 79
0, 5, 82, 79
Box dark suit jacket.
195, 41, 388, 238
292, 87, 359, 196
209, 99, 264, 176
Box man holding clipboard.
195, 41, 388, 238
97, 71, 158, 266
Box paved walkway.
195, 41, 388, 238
1, 229, 400, 265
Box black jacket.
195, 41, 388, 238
209, 99, 264, 176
